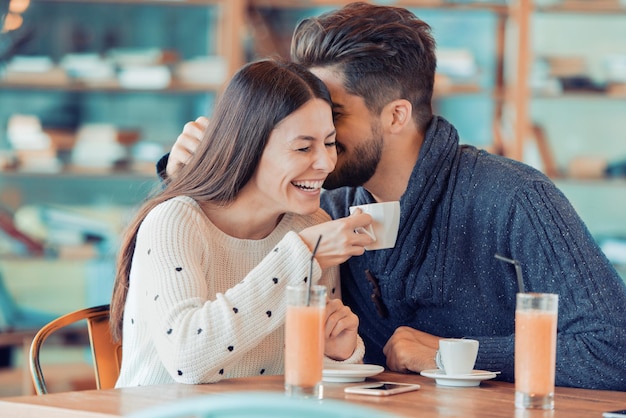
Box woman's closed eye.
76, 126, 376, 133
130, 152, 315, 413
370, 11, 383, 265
295, 142, 336, 153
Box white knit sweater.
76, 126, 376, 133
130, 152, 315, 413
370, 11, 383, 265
116, 196, 364, 387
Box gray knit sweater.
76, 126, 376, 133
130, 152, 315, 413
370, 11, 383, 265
321, 116, 626, 391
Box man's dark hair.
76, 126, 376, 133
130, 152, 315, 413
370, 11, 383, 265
291, 1, 437, 130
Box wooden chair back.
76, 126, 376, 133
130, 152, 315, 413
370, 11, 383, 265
29, 304, 122, 394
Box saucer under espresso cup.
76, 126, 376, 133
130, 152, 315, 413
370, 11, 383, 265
420, 369, 498, 387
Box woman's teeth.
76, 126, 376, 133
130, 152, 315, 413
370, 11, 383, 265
292, 180, 323, 191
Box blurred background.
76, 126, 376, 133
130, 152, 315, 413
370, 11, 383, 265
1, 0, 625, 395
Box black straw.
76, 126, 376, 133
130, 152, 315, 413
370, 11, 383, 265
306, 235, 323, 306
494, 253, 525, 294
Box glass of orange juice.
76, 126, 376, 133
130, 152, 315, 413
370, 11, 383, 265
285, 284, 326, 399
515, 292, 559, 409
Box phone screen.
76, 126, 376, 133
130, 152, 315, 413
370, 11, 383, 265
373, 383, 405, 390
344, 382, 421, 396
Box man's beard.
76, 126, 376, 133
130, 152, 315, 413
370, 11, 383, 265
323, 126, 383, 190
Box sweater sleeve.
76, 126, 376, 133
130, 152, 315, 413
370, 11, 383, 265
324, 335, 365, 366
135, 200, 319, 384
318, 266, 365, 365
156, 152, 169, 181
476, 180, 626, 390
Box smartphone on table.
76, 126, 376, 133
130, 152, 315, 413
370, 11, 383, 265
344, 381, 421, 396
604, 410, 626, 418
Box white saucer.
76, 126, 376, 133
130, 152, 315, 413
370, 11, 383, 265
322, 364, 385, 383
420, 369, 498, 387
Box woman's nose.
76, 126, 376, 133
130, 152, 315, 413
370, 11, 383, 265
313, 147, 336, 172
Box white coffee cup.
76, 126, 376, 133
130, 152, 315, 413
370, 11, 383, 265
348, 201, 400, 251
435, 338, 479, 376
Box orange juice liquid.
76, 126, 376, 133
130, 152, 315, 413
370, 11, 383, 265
285, 305, 324, 387
515, 310, 558, 395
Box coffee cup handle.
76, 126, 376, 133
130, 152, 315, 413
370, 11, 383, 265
354, 224, 377, 241
435, 350, 445, 371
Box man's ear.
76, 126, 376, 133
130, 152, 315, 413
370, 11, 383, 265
381, 99, 412, 134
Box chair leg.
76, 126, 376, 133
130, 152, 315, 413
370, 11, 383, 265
21, 337, 34, 395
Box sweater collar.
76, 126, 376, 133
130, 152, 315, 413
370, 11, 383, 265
355, 115, 460, 275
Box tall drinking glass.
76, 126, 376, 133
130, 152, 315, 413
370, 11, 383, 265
515, 292, 559, 409
285, 284, 326, 399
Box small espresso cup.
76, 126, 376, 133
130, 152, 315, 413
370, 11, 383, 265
348, 201, 400, 250
435, 338, 479, 376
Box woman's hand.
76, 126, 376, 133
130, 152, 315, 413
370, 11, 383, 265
166, 116, 209, 179
323, 298, 359, 361
299, 210, 374, 270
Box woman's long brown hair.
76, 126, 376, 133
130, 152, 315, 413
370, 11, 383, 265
109, 59, 332, 342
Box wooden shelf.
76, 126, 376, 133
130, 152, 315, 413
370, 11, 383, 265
0, 169, 156, 180
537, 1, 626, 14
532, 91, 626, 99
14, 0, 245, 87
434, 82, 484, 97
523, 1, 626, 181
31, 0, 225, 6
0, 79, 222, 94
249, 0, 509, 13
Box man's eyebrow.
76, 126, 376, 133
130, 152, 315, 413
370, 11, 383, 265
332, 102, 345, 112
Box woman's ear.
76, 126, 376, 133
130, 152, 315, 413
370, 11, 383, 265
381, 99, 412, 134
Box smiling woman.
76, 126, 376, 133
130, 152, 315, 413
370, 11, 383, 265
248, 98, 337, 221
109, 59, 376, 388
